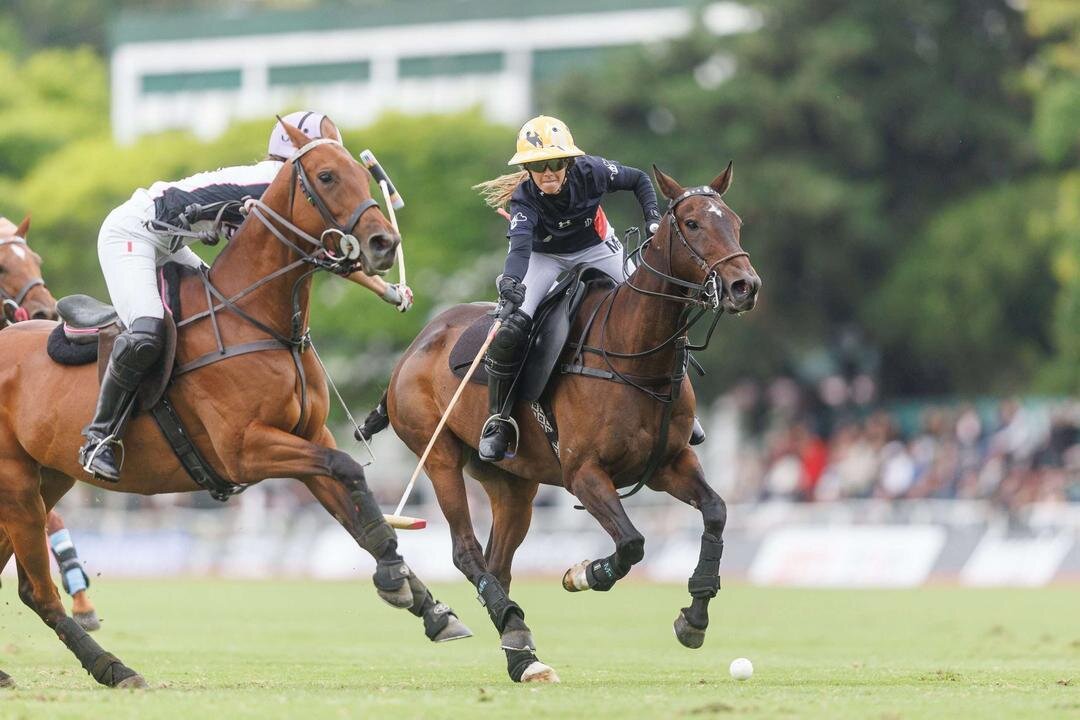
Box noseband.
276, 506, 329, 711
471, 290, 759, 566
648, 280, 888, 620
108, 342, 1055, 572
288, 137, 380, 267
627, 186, 749, 309
0, 238, 46, 326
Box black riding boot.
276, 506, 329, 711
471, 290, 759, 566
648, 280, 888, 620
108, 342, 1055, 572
79, 317, 165, 481
690, 417, 706, 446
478, 311, 531, 463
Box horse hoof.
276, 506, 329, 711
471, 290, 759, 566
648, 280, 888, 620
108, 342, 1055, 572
75, 610, 102, 632
432, 614, 473, 643
0, 672, 15, 689
376, 581, 414, 609
562, 560, 590, 592
673, 610, 706, 649
520, 661, 560, 684
116, 674, 148, 689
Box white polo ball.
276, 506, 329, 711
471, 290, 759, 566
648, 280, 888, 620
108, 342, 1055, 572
729, 657, 753, 681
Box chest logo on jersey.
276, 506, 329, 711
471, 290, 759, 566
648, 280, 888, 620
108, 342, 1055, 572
510, 212, 527, 230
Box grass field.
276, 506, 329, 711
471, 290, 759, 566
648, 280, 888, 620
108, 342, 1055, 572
0, 579, 1076, 719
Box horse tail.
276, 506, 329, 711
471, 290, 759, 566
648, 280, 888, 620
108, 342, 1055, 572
356, 390, 390, 441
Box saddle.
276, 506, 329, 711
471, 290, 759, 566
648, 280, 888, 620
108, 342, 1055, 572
449, 264, 615, 401
46, 263, 190, 411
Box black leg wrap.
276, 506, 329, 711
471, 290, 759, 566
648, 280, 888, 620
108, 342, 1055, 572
687, 532, 723, 599
56, 617, 136, 686
476, 573, 524, 632
505, 648, 539, 683
585, 556, 627, 592
372, 556, 411, 592
348, 484, 399, 559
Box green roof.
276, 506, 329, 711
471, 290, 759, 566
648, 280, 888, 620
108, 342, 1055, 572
110, 0, 702, 48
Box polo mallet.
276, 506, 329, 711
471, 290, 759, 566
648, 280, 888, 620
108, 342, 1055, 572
359, 149, 406, 284
384, 319, 502, 530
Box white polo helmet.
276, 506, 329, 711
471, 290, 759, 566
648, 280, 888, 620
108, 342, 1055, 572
267, 111, 342, 159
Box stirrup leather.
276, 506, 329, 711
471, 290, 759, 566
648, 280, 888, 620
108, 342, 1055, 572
480, 414, 520, 459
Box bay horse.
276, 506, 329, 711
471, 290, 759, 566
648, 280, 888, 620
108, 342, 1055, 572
368, 165, 760, 682
0, 123, 468, 691
0, 216, 100, 632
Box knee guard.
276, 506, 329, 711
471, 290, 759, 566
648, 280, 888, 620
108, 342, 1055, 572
108, 316, 165, 391
485, 311, 531, 416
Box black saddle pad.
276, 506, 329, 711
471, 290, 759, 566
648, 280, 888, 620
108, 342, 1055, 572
45, 261, 192, 367
449, 312, 497, 385
448, 265, 615, 396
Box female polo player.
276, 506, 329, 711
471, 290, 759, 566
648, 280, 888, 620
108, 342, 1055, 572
79, 111, 413, 481
473, 114, 704, 462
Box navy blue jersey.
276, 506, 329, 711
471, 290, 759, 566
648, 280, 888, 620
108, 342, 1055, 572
503, 155, 660, 281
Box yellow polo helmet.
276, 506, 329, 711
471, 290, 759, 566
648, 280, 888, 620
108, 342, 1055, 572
507, 115, 586, 166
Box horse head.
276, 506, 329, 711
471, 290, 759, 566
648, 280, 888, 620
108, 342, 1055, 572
276, 120, 399, 275
650, 164, 760, 313
0, 215, 58, 323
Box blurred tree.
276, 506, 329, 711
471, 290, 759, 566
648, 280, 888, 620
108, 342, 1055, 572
542, 0, 1035, 396
1025, 0, 1080, 392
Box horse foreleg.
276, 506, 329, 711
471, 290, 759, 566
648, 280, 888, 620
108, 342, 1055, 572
648, 447, 726, 649
563, 460, 645, 592
300, 473, 471, 643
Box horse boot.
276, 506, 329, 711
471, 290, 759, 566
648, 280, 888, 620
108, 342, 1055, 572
79, 316, 165, 482
690, 417, 706, 446
478, 310, 531, 462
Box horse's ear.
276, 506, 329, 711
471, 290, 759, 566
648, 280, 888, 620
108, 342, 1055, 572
710, 161, 733, 196
652, 164, 684, 202
16, 215, 30, 240
276, 116, 310, 151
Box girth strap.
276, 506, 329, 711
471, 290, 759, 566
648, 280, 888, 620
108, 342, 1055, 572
149, 395, 246, 502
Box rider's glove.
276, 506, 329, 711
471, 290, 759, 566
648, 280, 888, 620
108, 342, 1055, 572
494, 275, 526, 320
381, 282, 414, 313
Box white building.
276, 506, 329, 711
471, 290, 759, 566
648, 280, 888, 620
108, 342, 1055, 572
109, 1, 758, 143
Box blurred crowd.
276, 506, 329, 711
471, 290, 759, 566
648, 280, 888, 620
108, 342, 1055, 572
727, 379, 1080, 510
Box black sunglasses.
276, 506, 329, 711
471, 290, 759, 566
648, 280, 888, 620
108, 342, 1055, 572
522, 158, 571, 173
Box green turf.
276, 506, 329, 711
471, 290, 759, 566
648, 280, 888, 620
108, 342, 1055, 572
0, 579, 1076, 719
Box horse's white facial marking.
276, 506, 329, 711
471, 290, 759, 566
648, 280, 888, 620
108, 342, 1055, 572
706, 202, 724, 219
10, 244, 26, 260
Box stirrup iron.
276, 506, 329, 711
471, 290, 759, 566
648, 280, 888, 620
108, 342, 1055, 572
481, 414, 520, 459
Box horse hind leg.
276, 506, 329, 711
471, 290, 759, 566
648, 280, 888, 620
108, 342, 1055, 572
429, 442, 556, 683
649, 448, 726, 649
1, 461, 145, 688
562, 461, 646, 593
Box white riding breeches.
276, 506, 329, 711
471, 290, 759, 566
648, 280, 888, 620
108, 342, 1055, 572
519, 231, 628, 319
97, 191, 205, 328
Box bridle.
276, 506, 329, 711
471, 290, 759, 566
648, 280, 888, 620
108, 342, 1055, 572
624, 186, 749, 311
0, 237, 46, 326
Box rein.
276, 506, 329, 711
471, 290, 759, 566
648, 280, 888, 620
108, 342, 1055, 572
166, 137, 381, 434
0, 238, 46, 326
564, 187, 748, 502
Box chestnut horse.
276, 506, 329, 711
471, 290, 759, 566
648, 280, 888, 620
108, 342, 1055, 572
0, 123, 468, 691
369, 165, 760, 683
0, 216, 100, 632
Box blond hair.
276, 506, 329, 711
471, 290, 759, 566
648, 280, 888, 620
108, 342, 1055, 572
473, 170, 528, 209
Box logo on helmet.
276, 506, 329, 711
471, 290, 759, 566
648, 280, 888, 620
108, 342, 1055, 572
525, 130, 543, 149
